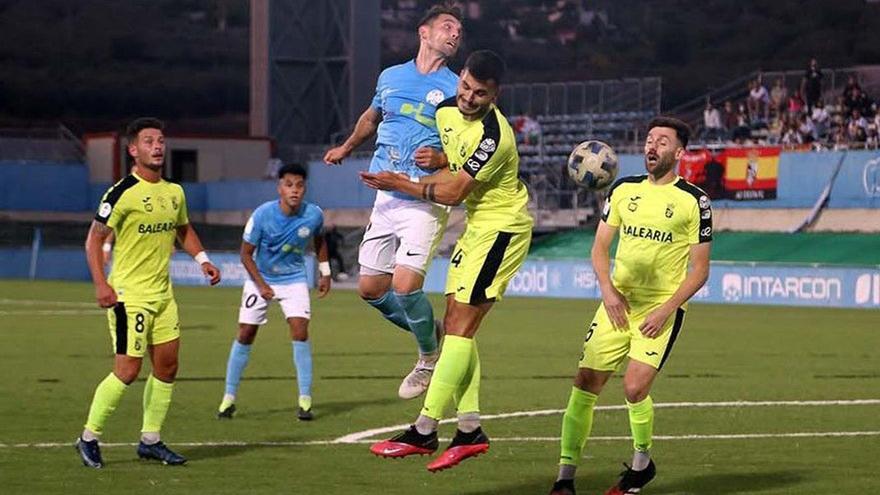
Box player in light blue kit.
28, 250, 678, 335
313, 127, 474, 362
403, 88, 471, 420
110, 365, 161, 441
217, 163, 331, 421
323, 3, 462, 400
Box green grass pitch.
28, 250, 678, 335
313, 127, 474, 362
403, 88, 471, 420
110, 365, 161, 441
0, 280, 878, 494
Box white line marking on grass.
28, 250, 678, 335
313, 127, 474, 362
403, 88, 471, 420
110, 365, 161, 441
0, 299, 96, 307
334, 399, 880, 443
0, 310, 104, 316
0, 298, 220, 312
3, 431, 879, 449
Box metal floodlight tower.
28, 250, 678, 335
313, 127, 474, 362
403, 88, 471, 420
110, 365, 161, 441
251, 0, 379, 157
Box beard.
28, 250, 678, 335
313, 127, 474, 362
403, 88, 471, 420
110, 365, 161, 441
645, 150, 676, 179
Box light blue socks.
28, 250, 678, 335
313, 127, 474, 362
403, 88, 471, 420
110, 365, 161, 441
224, 340, 252, 396
397, 290, 438, 355
366, 291, 411, 332
292, 340, 313, 398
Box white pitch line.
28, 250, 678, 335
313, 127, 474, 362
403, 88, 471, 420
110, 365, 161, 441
3, 431, 879, 449
0, 310, 104, 316
334, 398, 880, 443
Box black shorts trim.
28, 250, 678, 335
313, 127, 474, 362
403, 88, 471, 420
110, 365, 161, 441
469, 231, 513, 305
658, 308, 685, 370
113, 302, 128, 355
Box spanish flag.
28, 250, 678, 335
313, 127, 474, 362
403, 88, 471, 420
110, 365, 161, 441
723, 147, 780, 200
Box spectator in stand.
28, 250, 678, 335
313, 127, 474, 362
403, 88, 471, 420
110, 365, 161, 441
866, 124, 879, 149
842, 74, 862, 102
702, 101, 723, 141
731, 102, 751, 143
770, 77, 788, 119
520, 114, 542, 145
844, 87, 872, 117
781, 121, 803, 147
797, 113, 816, 143
801, 58, 823, 113
747, 78, 770, 122
766, 114, 785, 144
832, 127, 849, 150
811, 100, 830, 140
787, 89, 805, 117
722, 100, 738, 137
847, 108, 868, 141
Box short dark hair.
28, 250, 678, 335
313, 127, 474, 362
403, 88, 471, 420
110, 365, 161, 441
648, 116, 692, 148
464, 49, 505, 85
278, 162, 307, 180
125, 117, 164, 144
418, 2, 462, 27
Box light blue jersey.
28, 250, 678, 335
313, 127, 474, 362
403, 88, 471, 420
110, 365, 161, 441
370, 59, 459, 199
243, 200, 324, 284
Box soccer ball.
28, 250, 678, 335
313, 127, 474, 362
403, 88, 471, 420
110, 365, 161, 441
566, 140, 619, 190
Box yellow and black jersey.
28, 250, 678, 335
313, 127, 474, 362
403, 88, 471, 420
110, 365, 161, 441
94, 172, 188, 302
435, 98, 533, 233
602, 174, 712, 302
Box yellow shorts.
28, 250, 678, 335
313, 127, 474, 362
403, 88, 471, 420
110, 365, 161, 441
107, 298, 180, 357
578, 301, 685, 371
444, 227, 532, 304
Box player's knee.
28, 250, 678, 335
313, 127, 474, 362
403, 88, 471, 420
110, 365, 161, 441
623, 381, 650, 403
113, 362, 141, 385
359, 273, 392, 300
574, 369, 609, 395
358, 284, 386, 301
288, 320, 309, 341
237, 324, 258, 344
154, 361, 178, 382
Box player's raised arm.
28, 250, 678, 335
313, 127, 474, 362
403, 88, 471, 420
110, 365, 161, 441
176, 223, 221, 285
591, 220, 629, 329
313, 233, 332, 298
323, 106, 382, 165
85, 220, 117, 308
359, 167, 476, 206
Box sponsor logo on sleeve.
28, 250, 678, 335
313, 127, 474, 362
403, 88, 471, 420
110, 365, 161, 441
700, 226, 712, 237
701, 209, 712, 219
98, 202, 112, 218
479, 138, 496, 152
699, 195, 710, 209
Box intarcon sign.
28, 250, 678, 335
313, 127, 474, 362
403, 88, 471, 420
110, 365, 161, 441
414, 259, 879, 309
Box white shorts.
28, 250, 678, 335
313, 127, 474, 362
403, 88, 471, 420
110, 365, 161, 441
238, 279, 311, 325
358, 191, 449, 276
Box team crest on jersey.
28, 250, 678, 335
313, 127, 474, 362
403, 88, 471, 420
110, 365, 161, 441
98, 202, 112, 219
699, 195, 710, 210
298, 226, 311, 238
627, 196, 640, 212
479, 138, 496, 153
426, 89, 445, 105
157, 196, 167, 210
171, 197, 178, 210
142, 197, 153, 212
665, 203, 675, 218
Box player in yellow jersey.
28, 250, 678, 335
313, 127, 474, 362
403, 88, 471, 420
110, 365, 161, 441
360, 50, 533, 472
549, 116, 712, 495
75, 117, 221, 469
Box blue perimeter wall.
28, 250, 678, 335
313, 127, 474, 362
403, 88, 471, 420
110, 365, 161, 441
2, 249, 878, 309
2, 151, 879, 211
